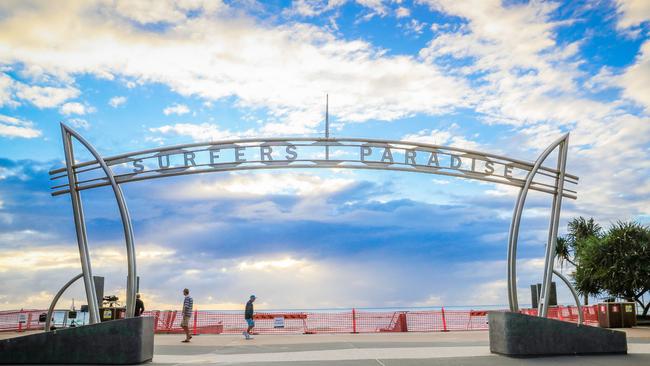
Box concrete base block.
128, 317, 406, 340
488, 311, 626, 357
0, 316, 154, 364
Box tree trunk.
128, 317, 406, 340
583, 294, 588, 305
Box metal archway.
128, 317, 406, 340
49, 123, 580, 324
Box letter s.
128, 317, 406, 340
133, 159, 144, 173
285, 144, 297, 161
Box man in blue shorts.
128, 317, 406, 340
243, 295, 256, 340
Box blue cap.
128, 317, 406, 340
250, 295, 256, 299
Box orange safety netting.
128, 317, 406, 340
0, 305, 601, 334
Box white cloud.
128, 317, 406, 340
163, 103, 190, 116
0, 114, 42, 139
402, 124, 481, 151
0, 0, 470, 134
112, 0, 224, 25
66, 117, 90, 130
617, 40, 650, 111
0, 73, 18, 107
616, 0, 650, 30
404, 19, 426, 35
395, 6, 410, 18
150, 122, 256, 142
418, 0, 650, 222
14, 84, 80, 108
59, 101, 95, 115
108, 96, 127, 107
285, 0, 388, 18
168, 172, 355, 200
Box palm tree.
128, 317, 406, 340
559, 217, 602, 305
555, 236, 576, 268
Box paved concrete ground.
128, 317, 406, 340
151, 328, 650, 365
3, 327, 650, 365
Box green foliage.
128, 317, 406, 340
555, 236, 574, 268
554, 216, 601, 268
573, 221, 650, 315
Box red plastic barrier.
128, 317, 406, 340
0, 305, 601, 334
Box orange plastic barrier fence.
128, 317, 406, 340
0, 310, 43, 332
0, 306, 601, 334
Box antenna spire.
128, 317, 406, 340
325, 93, 329, 139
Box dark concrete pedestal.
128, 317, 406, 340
0, 316, 154, 364
488, 311, 627, 357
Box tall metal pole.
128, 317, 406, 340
506, 134, 569, 312
539, 137, 568, 317
62, 124, 137, 318
61, 126, 100, 324
325, 94, 330, 160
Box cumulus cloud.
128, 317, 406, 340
286, 0, 389, 18
0, 114, 41, 138
59, 101, 95, 115
418, 0, 650, 222
0, 73, 18, 107
396, 6, 410, 18
108, 96, 127, 107
14, 84, 80, 108
150, 122, 256, 141
66, 117, 90, 130
615, 0, 650, 30
0, 0, 470, 134
168, 172, 355, 200
402, 123, 482, 151
163, 103, 190, 116
618, 40, 650, 111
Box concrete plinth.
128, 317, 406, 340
488, 311, 627, 357
0, 316, 154, 364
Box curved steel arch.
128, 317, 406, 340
45, 273, 83, 331
50, 124, 580, 322
507, 134, 568, 314
60, 124, 137, 323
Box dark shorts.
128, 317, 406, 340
246, 318, 255, 327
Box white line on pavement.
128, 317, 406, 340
154, 346, 493, 364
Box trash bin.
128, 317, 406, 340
99, 307, 126, 322
621, 302, 637, 327
597, 303, 623, 328
100, 307, 116, 322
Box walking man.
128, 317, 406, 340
243, 295, 256, 339
181, 288, 193, 343
134, 293, 145, 316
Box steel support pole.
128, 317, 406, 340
62, 124, 137, 318
553, 269, 583, 325
61, 128, 100, 324
45, 273, 83, 331
539, 138, 568, 317
507, 134, 569, 312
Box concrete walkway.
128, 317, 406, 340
3, 327, 650, 365
151, 328, 650, 365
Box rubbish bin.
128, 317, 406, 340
597, 303, 623, 328
100, 307, 115, 322
621, 302, 637, 327
99, 307, 126, 322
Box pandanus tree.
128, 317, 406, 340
574, 221, 650, 316
556, 218, 650, 315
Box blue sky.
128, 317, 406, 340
0, 0, 649, 311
